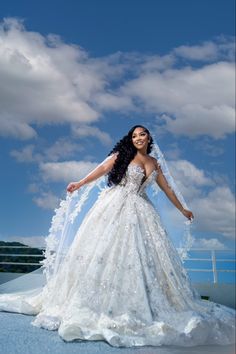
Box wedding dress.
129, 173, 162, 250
0, 163, 235, 347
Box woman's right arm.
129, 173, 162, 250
67, 153, 118, 193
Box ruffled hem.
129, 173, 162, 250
31, 305, 235, 348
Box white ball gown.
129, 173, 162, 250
0, 163, 235, 347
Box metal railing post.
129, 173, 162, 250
211, 250, 218, 284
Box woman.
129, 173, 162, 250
0, 125, 235, 347
67, 125, 193, 220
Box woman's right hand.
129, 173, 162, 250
66, 181, 82, 193
181, 208, 194, 221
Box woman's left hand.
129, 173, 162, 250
181, 209, 194, 221
67, 181, 82, 193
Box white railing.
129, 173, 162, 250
183, 248, 236, 284
0, 246, 235, 284
0, 245, 44, 266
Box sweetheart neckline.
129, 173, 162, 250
128, 163, 157, 185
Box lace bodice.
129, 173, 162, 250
119, 163, 158, 194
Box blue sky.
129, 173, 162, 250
0, 0, 235, 251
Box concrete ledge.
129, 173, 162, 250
194, 282, 236, 309
0, 272, 25, 285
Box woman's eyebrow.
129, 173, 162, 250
132, 131, 145, 137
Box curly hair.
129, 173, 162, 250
107, 125, 153, 186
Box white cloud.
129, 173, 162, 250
166, 159, 235, 240
169, 160, 213, 187
94, 93, 133, 111
164, 143, 182, 160
192, 237, 227, 250
0, 118, 37, 140
140, 54, 176, 72
123, 61, 235, 139
194, 139, 225, 157
0, 18, 104, 139
27, 183, 40, 193
33, 191, 59, 210
40, 160, 98, 182
168, 159, 213, 200
191, 186, 235, 239
44, 139, 84, 161
0, 18, 235, 142
72, 125, 112, 145
174, 41, 219, 61
161, 103, 235, 139
10, 139, 83, 163
174, 37, 235, 62
10, 144, 35, 162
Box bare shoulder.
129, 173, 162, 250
149, 156, 158, 166
102, 152, 118, 165
107, 151, 119, 160
101, 152, 119, 172
108, 151, 119, 164
150, 156, 162, 172
150, 156, 157, 163
112, 151, 119, 161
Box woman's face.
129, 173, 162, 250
131, 127, 149, 151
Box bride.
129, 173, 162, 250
0, 125, 235, 347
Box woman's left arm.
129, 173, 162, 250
155, 163, 194, 221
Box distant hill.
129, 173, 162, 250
0, 241, 44, 273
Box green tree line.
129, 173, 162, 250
0, 241, 44, 273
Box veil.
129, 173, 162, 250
150, 142, 194, 258
0, 141, 194, 295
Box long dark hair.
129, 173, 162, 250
107, 125, 153, 186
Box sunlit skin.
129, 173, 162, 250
67, 127, 194, 221
130, 127, 194, 221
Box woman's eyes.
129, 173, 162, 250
132, 133, 146, 138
